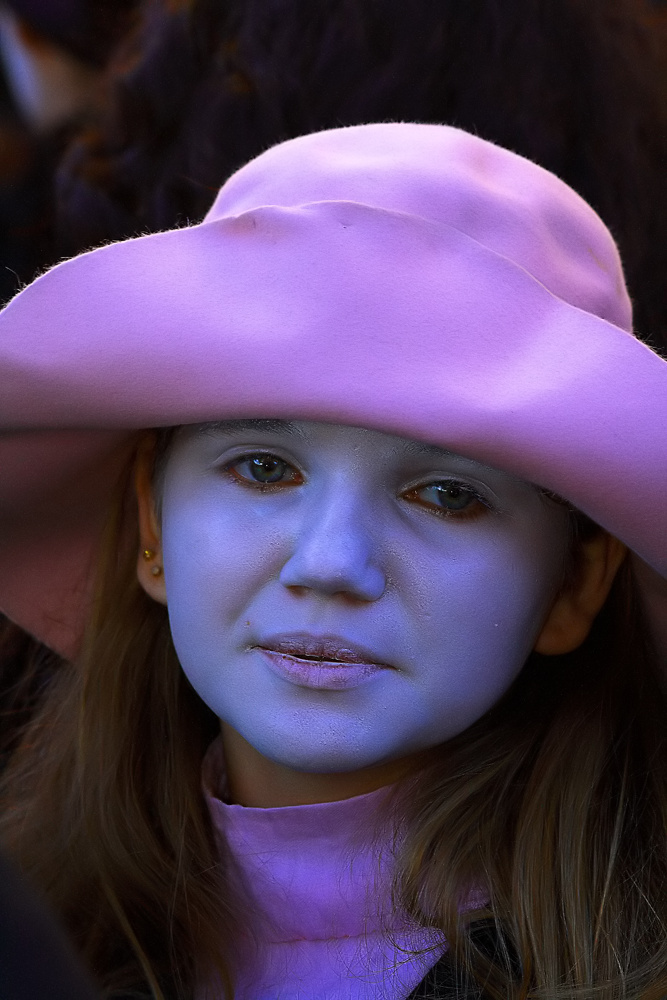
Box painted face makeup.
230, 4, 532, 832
158, 420, 571, 774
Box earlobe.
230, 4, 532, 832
534, 531, 627, 655
135, 438, 168, 606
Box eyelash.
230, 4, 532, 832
223, 452, 492, 519
401, 482, 490, 520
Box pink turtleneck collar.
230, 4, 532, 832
199, 737, 446, 999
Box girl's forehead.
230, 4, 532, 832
185, 417, 466, 460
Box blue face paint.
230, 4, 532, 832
159, 420, 570, 776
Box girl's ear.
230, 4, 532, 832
135, 439, 168, 606
534, 532, 627, 655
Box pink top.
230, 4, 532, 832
199, 739, 446, 999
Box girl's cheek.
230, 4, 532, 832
161, 492, 293, 622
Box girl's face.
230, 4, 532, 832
148, 420, 573, 776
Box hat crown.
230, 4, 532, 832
207, 123, 631, 331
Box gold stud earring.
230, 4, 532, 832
142, 548, 162, 576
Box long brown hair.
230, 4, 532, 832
393, 558, 667, 999
0, 451, 231, 999
1, 444, 666, 999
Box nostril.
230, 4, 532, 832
282, 584, 310, 597
279, 558, 386, 602
283, 582, 379, 605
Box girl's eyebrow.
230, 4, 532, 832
197, 422, 458, 452
401, 439, 527, 485
195, 423, 496, 472
402, 440, 457, 461
194, 419, 305, 438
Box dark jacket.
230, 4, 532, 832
0, 851, 99, 1000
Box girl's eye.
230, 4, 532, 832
403, 481, 488, 518
226, 453, 303, 486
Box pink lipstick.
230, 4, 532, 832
254, 634, 391, 690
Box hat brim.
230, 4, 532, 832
1, 201, 666, 654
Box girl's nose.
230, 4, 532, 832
279, 497, 386, 602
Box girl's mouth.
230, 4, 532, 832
255, 633, 392, 668
254, 634, 392, 690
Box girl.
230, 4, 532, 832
0, 123, 666, 1000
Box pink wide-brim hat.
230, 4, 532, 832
0, 123, 666, 657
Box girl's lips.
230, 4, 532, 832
257, 648, 387, 690
255, 633, 392, 668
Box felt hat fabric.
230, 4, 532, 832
0, 123, 665, 656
